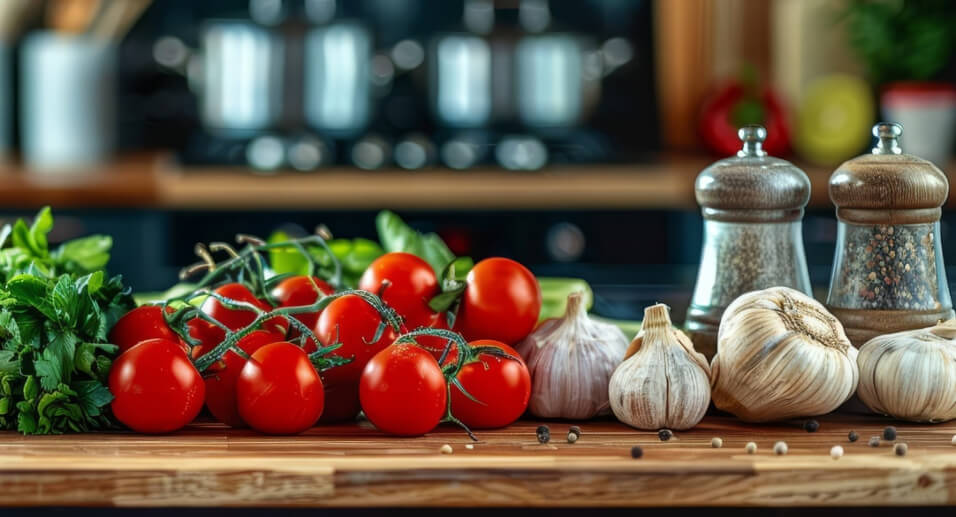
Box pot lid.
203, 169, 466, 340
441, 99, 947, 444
829, 122, 949, 213
695, 125, 811, 218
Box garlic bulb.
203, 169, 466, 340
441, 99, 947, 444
516, 291, 629, 419
609, 304, 711, 430
711, 286, 858, 422
857, 319, 956, 423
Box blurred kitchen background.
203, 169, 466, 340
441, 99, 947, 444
0, 0, 954, 321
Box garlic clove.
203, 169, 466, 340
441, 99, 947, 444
710, 287, 858, 422
609, 304, 711, 430
516, 291, 629, 419
857, 319, 956, 423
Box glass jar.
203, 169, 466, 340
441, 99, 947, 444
686, 125, 813, 358
826, 122, 954, 346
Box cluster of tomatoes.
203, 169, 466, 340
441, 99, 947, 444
106, 251, 542, 436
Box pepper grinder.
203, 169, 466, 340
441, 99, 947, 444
686, 125, 813, 359
826, 122, 953, 346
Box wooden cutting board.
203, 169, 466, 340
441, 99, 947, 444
1, 415, 955, 507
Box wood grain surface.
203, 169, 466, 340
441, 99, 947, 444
1, 415, 955, 507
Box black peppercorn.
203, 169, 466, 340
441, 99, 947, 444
883, 426, 897, 441
658, 429, 673, 441
536, 425, 550, 444
894, 443, 908, 456
803, 420, 820, 433
569, 425, 581, 436
630, 446, 643, 459
848, 431, 859, 442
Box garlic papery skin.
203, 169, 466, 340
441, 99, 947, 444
857, 319, 956, 423
609, 304, 711, 430
711, 286, 858, 422
516, 291, 629, 419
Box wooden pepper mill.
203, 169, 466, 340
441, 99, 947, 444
826, 122, 954, 346
686, 125, 813, 359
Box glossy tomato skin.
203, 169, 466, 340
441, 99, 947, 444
109, 338, 205, 434
237, 342, 324, 434
109, 305, 180, 354
270, 276, 335, 331
359, 252, 440, 330
416, 313, 458, 362
359, 343, 447, 436
453, 258, 541, 345
204, 330, 285, 427
201, 283, 289, 335
187, 317, 226, 360
448, 340, 530, 429
313, 294, 398, 421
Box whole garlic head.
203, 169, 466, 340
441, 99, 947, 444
516, 291, 629, 419
609, 304, 711, 430
857, 319, 956, 423
711, 286, 858, 422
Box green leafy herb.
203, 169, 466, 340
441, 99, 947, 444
267, 230, 384, 289
376, 211, 457, 276
0, 207, 133, 434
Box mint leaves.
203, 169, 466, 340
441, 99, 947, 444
0, 208, 133, 434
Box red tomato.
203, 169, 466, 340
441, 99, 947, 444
109, 338, 205, 434
237, 342, 325, 434
187, 317, 226, 360
448, 340, 530, 429
416, 313, 459, 362
204, 330, 285, 427
109, 305, 180, 354
453, 258, 541, 344
201, 283, 288, 335
359, 252, 440, 330
270, 275, 335, 331
359, 343, 447, 436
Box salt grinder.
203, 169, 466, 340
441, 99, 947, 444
826, 122, 954, 346
686, 125, 813, 358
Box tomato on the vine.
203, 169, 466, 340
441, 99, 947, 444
312, 294, 398, 421
416, 312, 458, 361
359, 252, 440, 330
237, 341, 324, 434
447, 340, 530, 429
359, 343, 447, 436
453, 257, 541, 344
204, 330, 285, 427
109, 305, 180, 354
271, 275, 335, 330
109, 338, 205, 434
200, 282, 288, 335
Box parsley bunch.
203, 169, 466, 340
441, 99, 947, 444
0, 208, 133, 434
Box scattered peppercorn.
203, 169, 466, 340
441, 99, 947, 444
439, 444, 453, 455
536, 425, 550, 444
658, 429, 673, 441
830, 445, 844, 459
569, 425, 581, 436
745, 442, 757, 454
711, 437, 723, 449
773, 441, 788, 455
630, 446, 644, 459
869, 436, 881, 447
893, 443, 908, 456
567, 432, 579, 444
883, 426, 897, 441
803, 420, 820, 433
848, 431, 859, 443
567, 426, 581, 443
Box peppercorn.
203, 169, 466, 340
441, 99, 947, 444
630, 446, 643, 459
711, 437, 723, 449
536, 425, 550, 444
567, 432, 579, 444
869, 436, 881, 447
439, 444, 453, 455
803, 420, 819, 433
569, 425, 581, 436
883, 426, 897, 441
830, 445, 844, 460
567, 426, 581, 443
893, 443, 908, 456
745, 442, 757, 454
658, 429, 673, 441
848, 431, 859, 442
773, 441, 788, 455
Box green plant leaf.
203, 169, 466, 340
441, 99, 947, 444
74, 380, 113, 416
53, 235, 112, 274
28, 207, 54, 257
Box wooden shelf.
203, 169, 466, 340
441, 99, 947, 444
1, 415, 955, 507
0, 152, 949, 211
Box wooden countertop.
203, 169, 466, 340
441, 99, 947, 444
0, 153, 857, 211
2, 415, 955, 507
